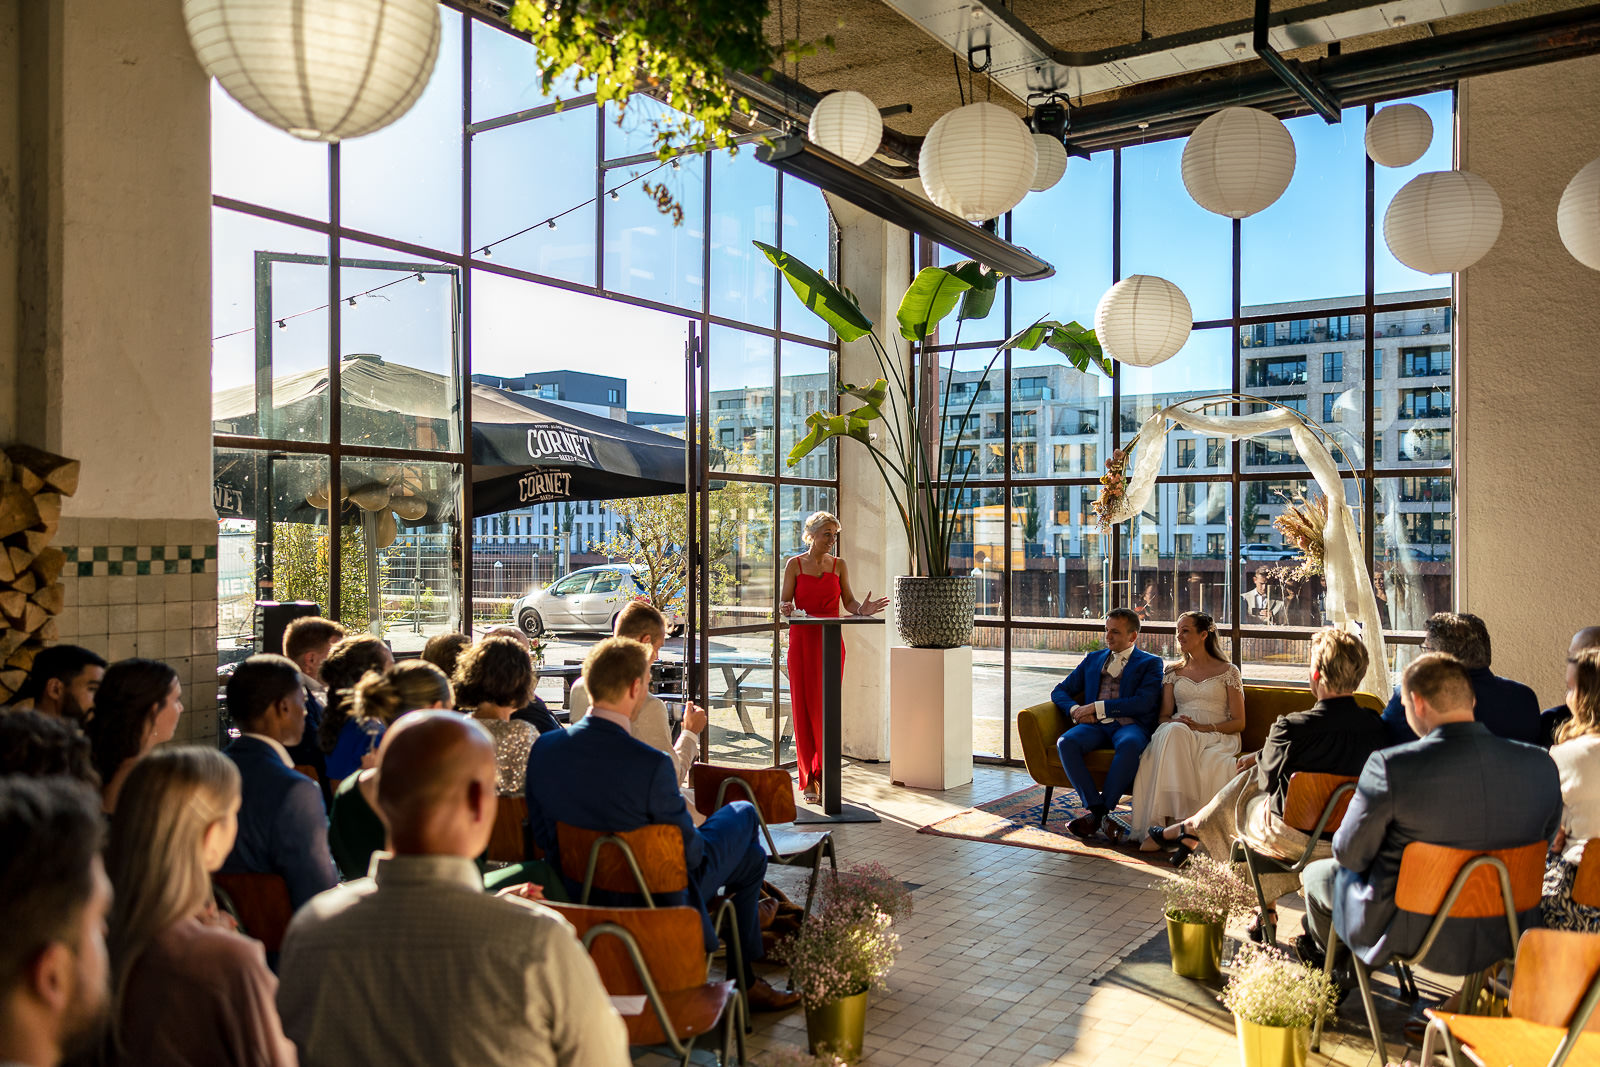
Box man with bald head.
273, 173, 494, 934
277, 713, 628, 1067
1542, 626, 1600, 747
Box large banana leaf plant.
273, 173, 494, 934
754, 240, 1113, 578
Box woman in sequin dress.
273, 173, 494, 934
452, 635, 537, 796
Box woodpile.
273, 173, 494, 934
0, 446, 79, 702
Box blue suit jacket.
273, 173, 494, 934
1331, 721, 1560, 973
221, 737, 340, 911
1050, 646, 1163, 733
1381, 666, 1541, 745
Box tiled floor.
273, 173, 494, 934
641, 761, 1406, 1066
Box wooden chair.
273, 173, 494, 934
549, 902, 745, 1067
1229, 771, 1358, 947
293, 763, 321, 783
689, 762, 837, 917
211, 872, 293, 955
486, 794, 530, 864
1312, 839, 1548, 1063
1572, 840, 1600, 909
1421, 928, 1600, 1067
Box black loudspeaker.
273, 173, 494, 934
256, 601, 321, 656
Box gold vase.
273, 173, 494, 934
1166, 914, 1224, 981
805, 988, 869, 1061
1234, 1016, 1311, 1067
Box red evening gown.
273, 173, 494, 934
788, 569, 844, 793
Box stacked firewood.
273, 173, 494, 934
0, 446, 79, 701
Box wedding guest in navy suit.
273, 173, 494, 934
1380, 612, 1541, 745
1052, 608, 1165, 843
523, 637, 801, 1012
282, 616, 346, 809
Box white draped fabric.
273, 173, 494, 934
1103, 401, 1390, 697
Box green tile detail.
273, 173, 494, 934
204, 545, 217, 559
191, 559, 206, 573
163, 559, 180, 574
64, 547, 78, 562
77, 561, 94, 577
135, 561, 150, 576
178, 545, 192, 559
151, 546, 165, 560
122, 546, 137, 561
107, 561, 123, 576
92, 546, 107, 561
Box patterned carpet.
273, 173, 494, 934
916, 785, 1178, 871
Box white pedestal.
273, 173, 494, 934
889, 646, 973, 791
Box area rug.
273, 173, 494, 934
916, 785, 1176, 871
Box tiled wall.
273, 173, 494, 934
53, 517, 219, 745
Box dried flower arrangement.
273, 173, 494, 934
1267, 489, 1329, 584
780, 895, 900, 1008
1156, 854, 1258, 926
1219, 943, 1342, 1029
1090, 439, 1137, 531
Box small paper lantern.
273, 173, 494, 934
1094, 276, 1193, 368
919, 103, 1038, 222
1030, 134, 1068, 192
807, 91, 883, 166
1181, 107, 1296, 219
182, 0, 442, 142
1384, 171, 1503, 274
1557, 157, 1600, 271
1365, 103, 1433, 168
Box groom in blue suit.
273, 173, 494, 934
1052, 607, 1164, 843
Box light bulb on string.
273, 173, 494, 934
277, 319, 287, 330
671, 158, 681, 170
347, 297, 357, 307
547, 219, 557, 230
414, 272, 426, 284
609, 190, 619, 200
481, 246, 493, 259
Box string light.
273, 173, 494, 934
482, 246, 493, 259
414, 272, 426, 284
609, 190, 619, 200
277, 319, 287, 330
347, 296, 357, 306
547, 219, 557, 230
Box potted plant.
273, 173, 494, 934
1220, 943, 1342, 1067
755, 241, 1110, 648
1156, 854, 1257, 982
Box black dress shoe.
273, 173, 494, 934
1067, 813, 1103, 842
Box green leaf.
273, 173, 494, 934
896, 267, 972, 342
1045, 320, 1113, 377
786, 379, 889, 466
752, 241, 874, 342
999, 316, 1059, 352
946, 260, 1000, 322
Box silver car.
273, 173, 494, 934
512, 564, 684, 637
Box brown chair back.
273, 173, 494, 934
547, 902, 708, 996
293, 764, 321, 783
1281, 772, 1359, 835
556, 822, 689, 896
486, 794, 529, 864
1572, 841, 1600, 910
1510, 928, 1600, 1030
1240, 685, 1317, 753
212, 872, 293, 954
690, 763, 797, 822
1395, 840, 1547, 918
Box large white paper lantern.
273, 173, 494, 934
183, 0, 442, 142
1365, 103, 1433, 168
1384, 170, 1503, 274
1029, 134, 1068, 192
1557, 157, 1600, 271
808, 91, 883, 166
1094, 276, 1193, 368
1181, 107, 1296, 219
919, 102, 1037, 222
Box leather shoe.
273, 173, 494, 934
746, 978, 802, 1012
758, 897, 780, 929
1067, 813, 1103, 842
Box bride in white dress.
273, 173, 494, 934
1132, 611, 1246, 851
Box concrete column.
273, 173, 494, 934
1459, 54, 1600, 706
834, 209, 913, 760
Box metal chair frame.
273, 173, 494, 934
1228, 777, 1357, 948
1419, 946, 1600, 1067
711, 773, 838, 917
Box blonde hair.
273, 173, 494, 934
105, 747, 240, 1044
802, 511, 840, 543
1558, 648, 1600, 745
583, 637, 652, 705
353, 661, 453, 725
1310, 627, 1369, 694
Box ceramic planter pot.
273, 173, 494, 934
804, 988, 869, 1060
1234, 1016, 1311, 1067
892, 575, 976, 648
1166, 913, 1224, 981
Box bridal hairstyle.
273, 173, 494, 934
1558, 648, 1600, 746
105, 747, 240, 1045
1176, 610, 1227, 665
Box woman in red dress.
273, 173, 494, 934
779, 511, 888, 803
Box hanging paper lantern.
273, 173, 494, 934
1029, 134, 1068, 192
1384, 171, 1503, 274
1365, 103, 1433, 168
807, 90, 883, 166
1181, 107, 1296, 219
1557, 157, 1600, 271
919, 102, 1038, 222
182, 0, 442, 142
1094, 275, 1193, 368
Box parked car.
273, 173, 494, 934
512, 564, 685, 637
1238, 543, 1300, 563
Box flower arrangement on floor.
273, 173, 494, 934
1157, 854, 1257, 926
1220, 943, 1342, 1030
1090, 439, 1137, 531
821, 862, 915, 924
1266, 489, 1329, 584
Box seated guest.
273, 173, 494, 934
11, 645, 106, 725
104, 747, 295, 1066
1299, 653, 1561, 985
1148, 629, 1390, 936
316, 634, 394, 782
85, 659, 182, 814
482, 627, 561, 735
452, 636, 537, 796
421, 631, 471, 678
328, 662, 453, 880
1051, 608, 1164, 844
282, 616, 347, 802
221, 654, 338, 911
1541, 626, 1600, 747
0, 776, 112, 1067
1542, 647, 1600, 931
277, 712, 629, 1066
0, 711, 98, 786
1381, 612, 1540, 744
525, 638, 800, 1012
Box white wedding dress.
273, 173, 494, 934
1129, 666, 1244, 841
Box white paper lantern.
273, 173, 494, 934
182, 0, 441, 142
1181, 107, 1296, 219
808, 91, 883, 166
1557, 157, 1600, 271
919, 103, 1037, 222
1365, 103, 1433, 168
1094, 276, 1193, 368
1383, 170, 1503, 274
1029, 134, 1068, 192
